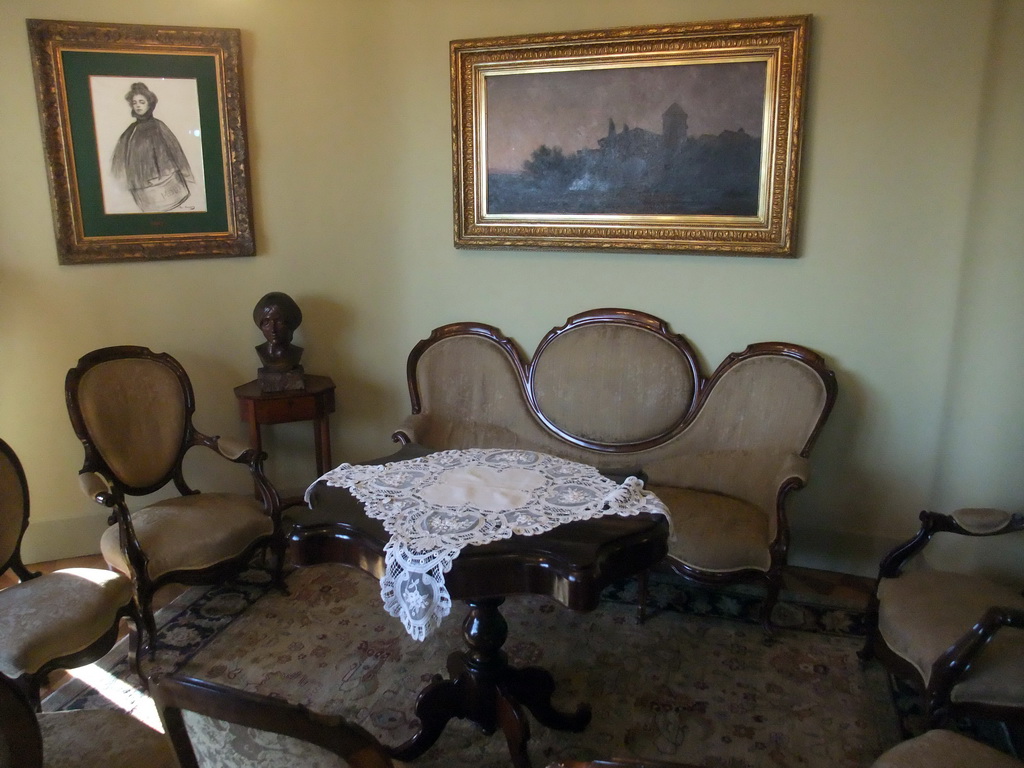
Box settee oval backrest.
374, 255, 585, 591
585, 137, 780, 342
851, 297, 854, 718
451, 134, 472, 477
528, 310, 701, 449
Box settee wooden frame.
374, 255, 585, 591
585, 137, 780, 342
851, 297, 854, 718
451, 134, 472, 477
393, 308, 837, 631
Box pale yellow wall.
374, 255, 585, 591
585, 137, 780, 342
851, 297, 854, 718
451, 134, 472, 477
1, 0, 1021, 577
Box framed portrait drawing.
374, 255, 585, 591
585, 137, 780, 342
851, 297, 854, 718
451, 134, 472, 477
27, 19, 254, 264
451, 16, 810, 256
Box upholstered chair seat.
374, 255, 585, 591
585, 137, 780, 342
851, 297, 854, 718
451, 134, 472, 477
0, 674, 177, 768
877, 569, 1024, 706
650, 485, 770, 572
100, 493, 274, 580
0, 568, 132, 681
869, 728, 1022, 768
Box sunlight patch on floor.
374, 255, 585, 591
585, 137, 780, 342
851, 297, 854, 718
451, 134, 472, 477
68, 664, 165, 732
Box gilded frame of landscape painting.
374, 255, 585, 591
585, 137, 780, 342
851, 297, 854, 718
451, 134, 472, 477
27, 19, 254, 264
451, 16, 810, 256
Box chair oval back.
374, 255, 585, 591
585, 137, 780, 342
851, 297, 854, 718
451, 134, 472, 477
529, 309, 701, 448
68, 349, 191, 492
0, 439, 30, 577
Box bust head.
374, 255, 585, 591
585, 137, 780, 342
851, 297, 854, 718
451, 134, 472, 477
253, 292, 303, 370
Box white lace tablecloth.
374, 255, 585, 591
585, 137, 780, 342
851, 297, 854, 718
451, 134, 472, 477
304, 448, 668, 641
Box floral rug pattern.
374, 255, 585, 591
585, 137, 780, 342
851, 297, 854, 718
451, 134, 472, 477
49, 564, 900, 768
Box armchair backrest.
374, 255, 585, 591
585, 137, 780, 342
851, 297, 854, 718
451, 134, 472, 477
151, 674, 395, 768
66, 346, 194, 494
0, 439, 30, 579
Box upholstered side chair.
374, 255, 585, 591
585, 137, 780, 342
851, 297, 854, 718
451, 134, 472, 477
0, 437, 138, 710
0, 673, 177, 768
860, 507, 1024, 727
151, 674, 397, 768
65, 346, 287, 658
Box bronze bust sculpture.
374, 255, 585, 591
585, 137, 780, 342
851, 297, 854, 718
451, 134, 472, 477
253, 292, 305, 391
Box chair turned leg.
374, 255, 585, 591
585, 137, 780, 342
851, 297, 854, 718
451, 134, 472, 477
636, 569, 650, 624
134, 588, 158, 661
123, 605, 147, 688
270, 537, 289, 595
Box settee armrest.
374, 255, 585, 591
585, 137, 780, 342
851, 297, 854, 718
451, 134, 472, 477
392, 412, 541, 453
645, 450, 809, 511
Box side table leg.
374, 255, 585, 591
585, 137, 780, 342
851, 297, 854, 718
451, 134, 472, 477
388, 672, 463, 761
313, 416, 332, 475
496, 693, 532, 768
387, 597, 589, 768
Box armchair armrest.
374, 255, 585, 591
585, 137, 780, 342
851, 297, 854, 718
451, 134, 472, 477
78, 471, 115, 508
928, 605, 1024, 700
392, 413, 430, 446
878, 509, 1024, 578
213, 435, 252, 462
188, 430, 280, 515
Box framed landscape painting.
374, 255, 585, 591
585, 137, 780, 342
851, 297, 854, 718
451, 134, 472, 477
27, 19, 254, 264
451, 16, 810, 256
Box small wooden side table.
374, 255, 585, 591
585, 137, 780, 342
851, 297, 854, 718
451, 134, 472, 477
233, 374, 336, 478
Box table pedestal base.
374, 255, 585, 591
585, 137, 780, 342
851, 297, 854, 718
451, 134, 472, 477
389, 597, 591, 768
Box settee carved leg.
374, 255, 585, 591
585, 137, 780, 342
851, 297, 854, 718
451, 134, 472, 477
760, 580, 780, 640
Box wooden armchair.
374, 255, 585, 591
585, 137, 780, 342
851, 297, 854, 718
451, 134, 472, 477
0, 437, 137, 709
65, 346, 287, 657
151, 674, 396, 767
0, 673, 176, 768
860, 507, 1024, 727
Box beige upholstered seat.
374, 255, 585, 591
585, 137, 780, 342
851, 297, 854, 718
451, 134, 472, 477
152, 674, 398, 768
0, 673, 177, 768
861, 507, 1024, 726
99, 493, 275, 581
651, 486, 771, 572
0, 438, 136, 710
65, 346, 287, 659
869, 728, 1022, 768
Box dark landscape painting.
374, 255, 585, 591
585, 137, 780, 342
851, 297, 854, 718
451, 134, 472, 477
484, 61, 767, 217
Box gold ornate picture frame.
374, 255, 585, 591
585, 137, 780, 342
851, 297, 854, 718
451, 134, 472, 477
451, 16, 810, 256
27, 19, 254, 264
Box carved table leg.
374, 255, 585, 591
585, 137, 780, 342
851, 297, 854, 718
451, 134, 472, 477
388, 597, 589, 767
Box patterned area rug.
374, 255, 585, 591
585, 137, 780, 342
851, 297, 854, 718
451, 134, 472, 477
47, 565, 900, 768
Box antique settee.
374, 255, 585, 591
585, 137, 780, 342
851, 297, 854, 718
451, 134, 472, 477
392, 308, 837, 630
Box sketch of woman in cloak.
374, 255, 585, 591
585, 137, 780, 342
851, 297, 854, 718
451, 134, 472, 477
110, 82, 195, 212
